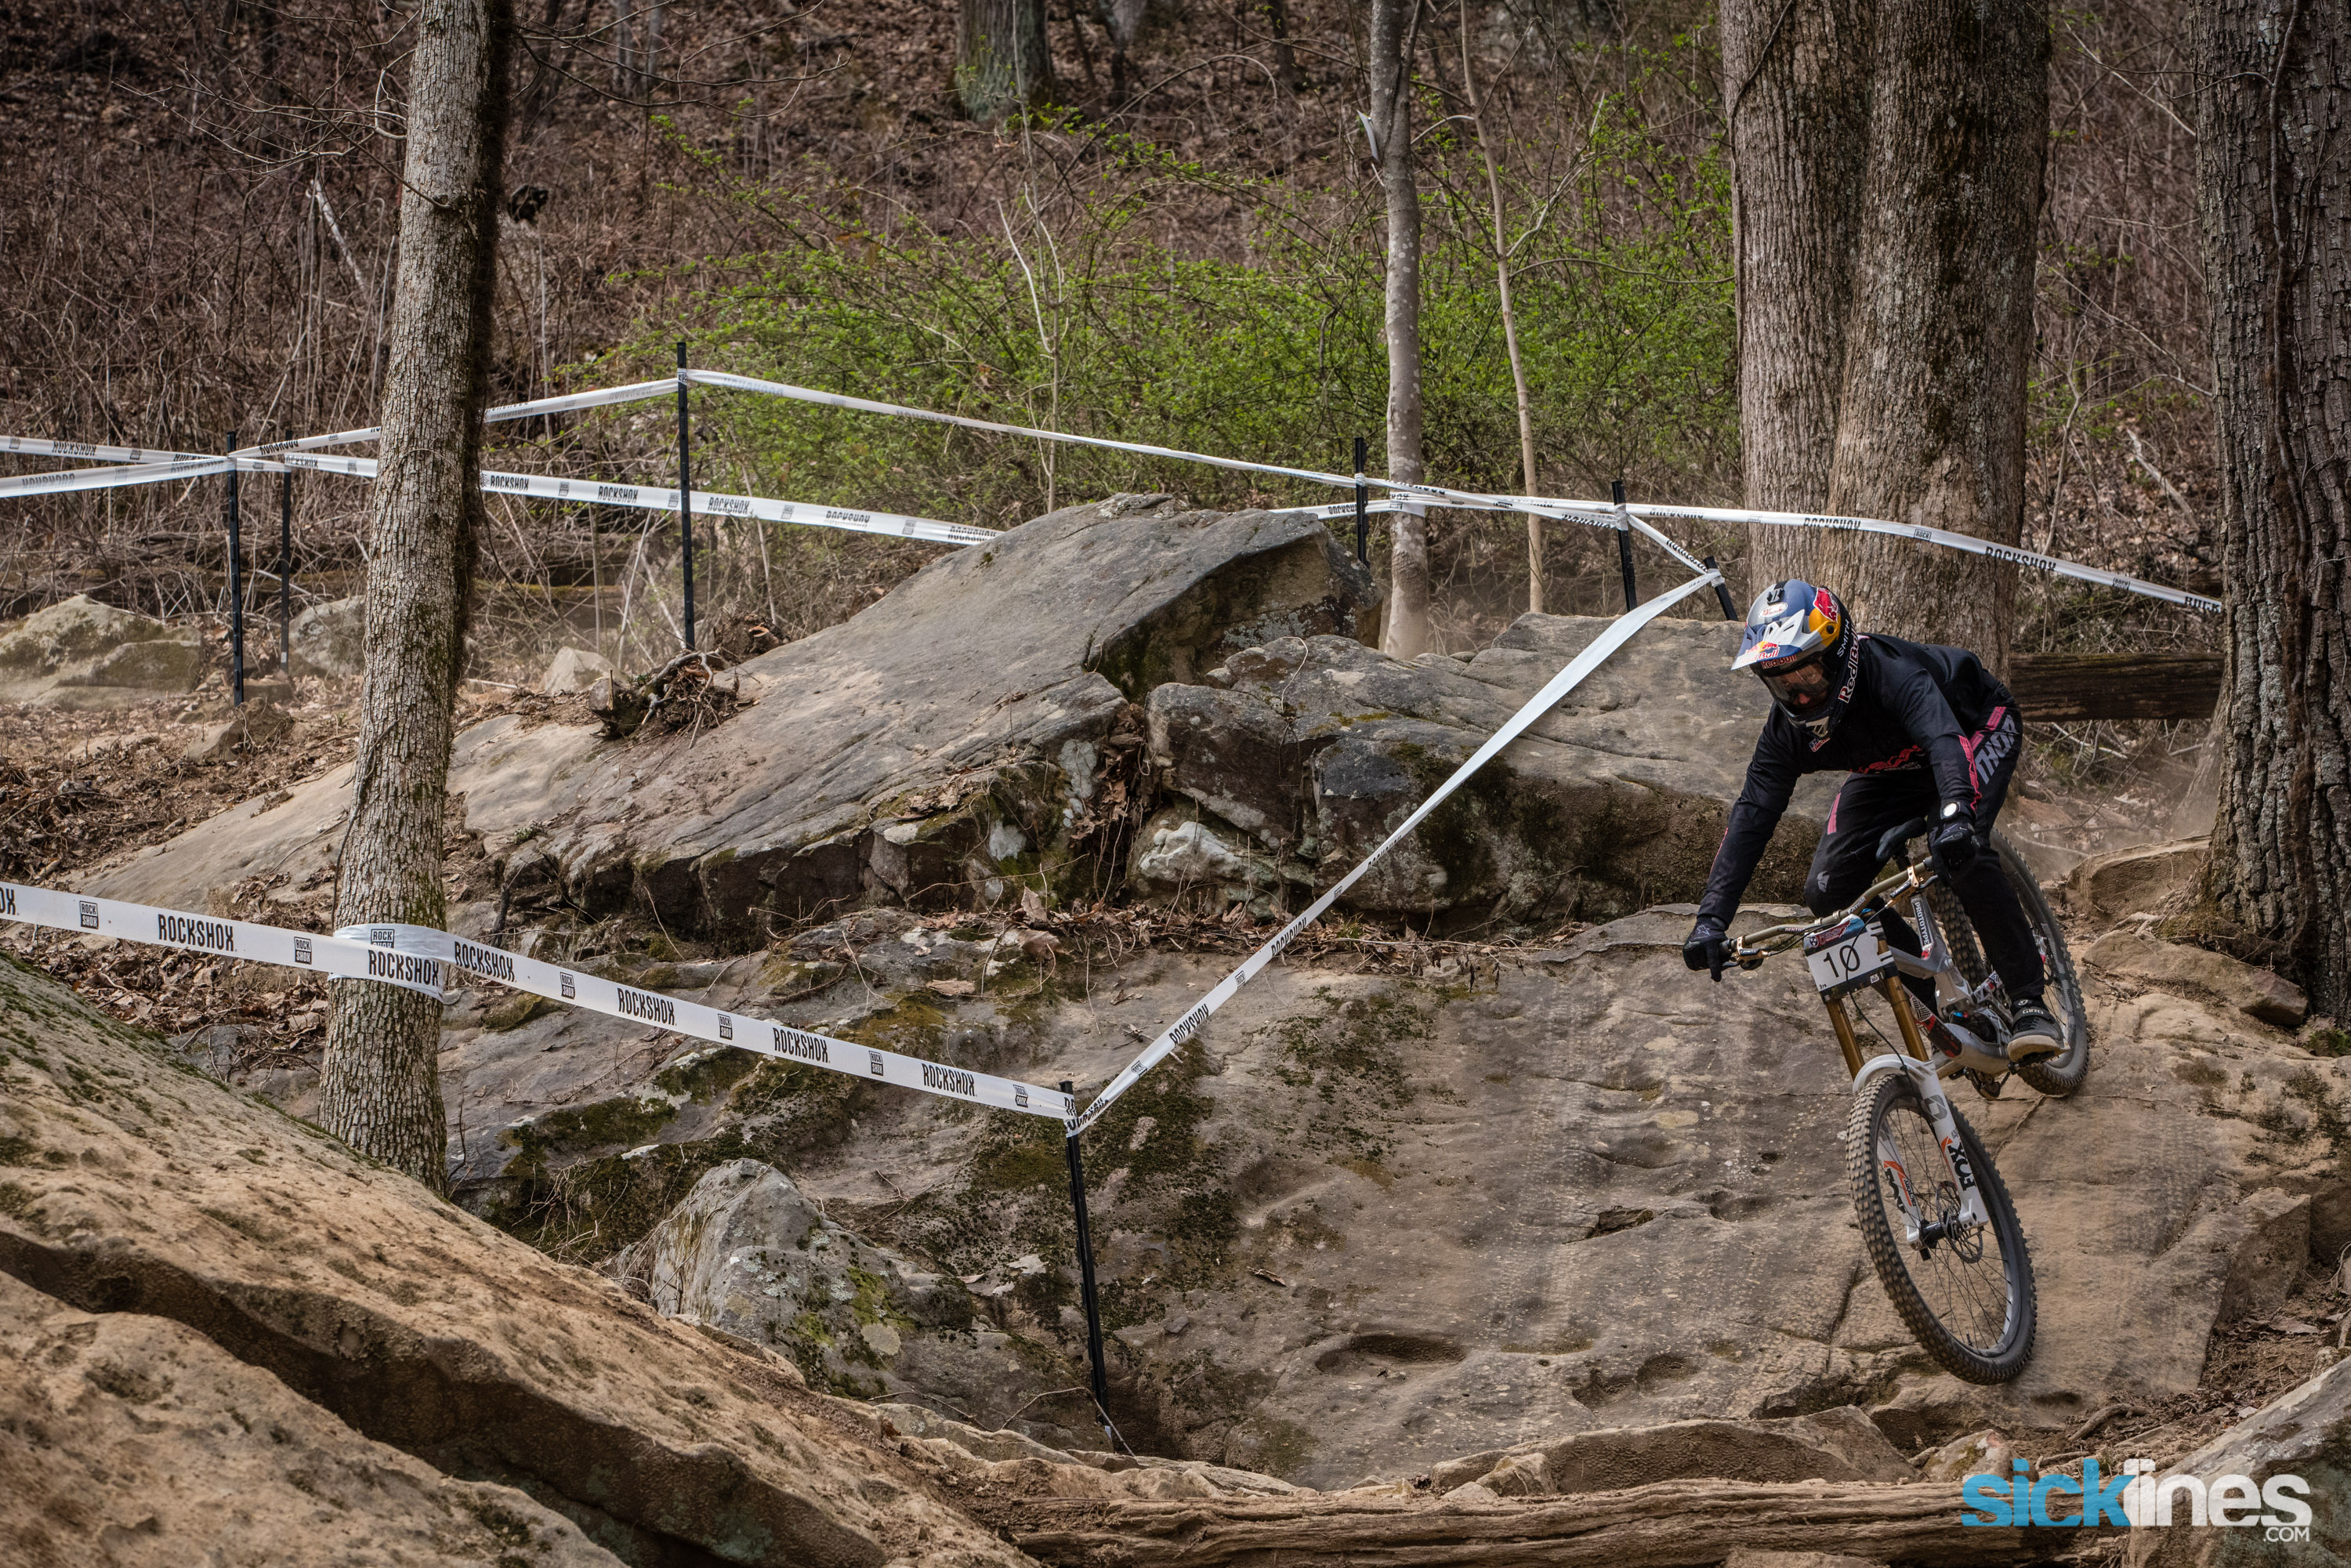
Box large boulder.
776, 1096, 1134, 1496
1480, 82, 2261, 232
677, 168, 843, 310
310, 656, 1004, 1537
0, 593, 207, 708
0, 1270, 612, 1566
287, 595, 367, 682
1139, 614, 1836, 922
2123, 1355, 2351, 1566
505, 496, 1380, 939
0, 954, 1041, 1567
611, 1158, 1078, 1429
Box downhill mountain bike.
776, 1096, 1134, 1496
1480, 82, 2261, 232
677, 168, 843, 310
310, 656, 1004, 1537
1730, 819, 2064, 1383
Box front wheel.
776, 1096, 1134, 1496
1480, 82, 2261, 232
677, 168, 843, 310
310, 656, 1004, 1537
1847, 1071, 2036, 1383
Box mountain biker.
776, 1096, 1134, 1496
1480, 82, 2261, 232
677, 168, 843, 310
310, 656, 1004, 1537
1681, 580, 2063, 1061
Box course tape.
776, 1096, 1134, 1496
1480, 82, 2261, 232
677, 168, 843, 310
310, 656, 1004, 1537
0, 456, 239, 498
2, 434, 214, 466
240, 379, 681, 457
1617, 502, 2222, 616
0, 443, 994, 550
681, 369, 1712, 574
0, 881, 1074, 1121
1071, 565, 1726, 1133
681, 369, 2234, 614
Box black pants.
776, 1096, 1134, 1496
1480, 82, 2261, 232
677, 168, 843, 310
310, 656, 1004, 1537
1802, 706, 2045, 1007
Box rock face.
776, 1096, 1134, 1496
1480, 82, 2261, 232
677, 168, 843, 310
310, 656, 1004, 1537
509, 496, 1380, 940
542, 644, 614, 695
613, 1159, 1075, 1420
1139, 614, 1835, 924
2124, 1355, 2351, 1566
2084, 926, 2310, 1029
288, 595, 367, 681
2064, 838, 2208, 921
434, 899, 2351, 1489
0, 593, 207, 708
0, 954, 1043, 1567
0, 1271, 614, 1567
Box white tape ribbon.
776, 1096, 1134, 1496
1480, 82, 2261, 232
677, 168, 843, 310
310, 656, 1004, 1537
0, 882, 1071, 1121
1072, 565, 1726, 1132
0, 456, 237, 498
2, 434, 213, 465
239, 379, 681, 457
681, 368, 1710, 573
0, 442, 994, 550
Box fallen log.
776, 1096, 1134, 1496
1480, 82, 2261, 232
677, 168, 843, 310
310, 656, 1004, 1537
2006, 651, 2222, 722
1005, 1476, 2090, 1567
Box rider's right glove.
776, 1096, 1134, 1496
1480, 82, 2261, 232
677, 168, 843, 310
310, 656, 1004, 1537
1929, 802, 1979, 875
1683, 915, 1730, 982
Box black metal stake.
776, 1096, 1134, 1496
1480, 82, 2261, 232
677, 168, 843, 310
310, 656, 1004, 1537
676, 340, 695, 652
1612, 477, 1637, 612
1704, 556, 1738, 621
1353, 436, 1369, 565
224, 433, 245, 707
280, 466, 295, 674
1060, 1081, 1116, 1447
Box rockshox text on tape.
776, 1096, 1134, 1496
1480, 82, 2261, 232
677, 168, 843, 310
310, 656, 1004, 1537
0, 885, 1072, 1121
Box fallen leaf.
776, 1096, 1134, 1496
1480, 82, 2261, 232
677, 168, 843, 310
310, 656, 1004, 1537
2268, 1316, 2322, 1335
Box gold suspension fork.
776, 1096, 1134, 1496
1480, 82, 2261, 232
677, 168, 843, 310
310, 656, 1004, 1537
1878, 977, 1936, 1063
1826, 998, 1867, 1078
1827, 980, 1933, 1081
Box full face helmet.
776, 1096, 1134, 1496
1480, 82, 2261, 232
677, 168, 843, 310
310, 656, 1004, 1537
1733, 579, 1856, 741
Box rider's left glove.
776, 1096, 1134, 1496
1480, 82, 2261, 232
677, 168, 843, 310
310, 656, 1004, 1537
1929, 803, 1979, 874
1683, 915, 1730, 982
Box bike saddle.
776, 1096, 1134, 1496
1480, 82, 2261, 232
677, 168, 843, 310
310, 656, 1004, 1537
1875, 816, 1929, 868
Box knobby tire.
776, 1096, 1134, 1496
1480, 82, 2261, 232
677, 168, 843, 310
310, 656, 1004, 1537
1846, 1072, 2036, 1383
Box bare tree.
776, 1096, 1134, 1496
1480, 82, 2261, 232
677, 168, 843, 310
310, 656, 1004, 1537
1458, 5, 1542, 613
1368, 0, 1429, 660
320, 0, 514, 1186
1812, 0, 2048, 661
959, 0, 1056, 125
2197, 0, 2350, 1015
1722, 0, 2047, 664
1719, 0, 1872, 588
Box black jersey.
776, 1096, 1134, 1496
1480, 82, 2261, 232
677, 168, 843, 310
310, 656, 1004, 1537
1696, 633, 2016, 922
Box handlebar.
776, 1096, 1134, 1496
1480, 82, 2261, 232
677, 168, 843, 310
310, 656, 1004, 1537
1730, 816, 1936, 971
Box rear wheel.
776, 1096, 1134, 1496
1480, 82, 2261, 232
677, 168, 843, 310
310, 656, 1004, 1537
1995, 832, 2090, 1096
1922, 831, 2090, 1097
1847, 1071, 2035, 1383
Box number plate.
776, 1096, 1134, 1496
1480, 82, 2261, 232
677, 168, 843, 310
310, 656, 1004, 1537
1806, 922, 1895, 998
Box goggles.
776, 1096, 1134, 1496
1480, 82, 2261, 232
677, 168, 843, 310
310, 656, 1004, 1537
1758, 652, 1832, 710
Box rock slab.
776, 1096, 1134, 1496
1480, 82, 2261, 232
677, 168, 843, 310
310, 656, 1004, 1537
0, 954, 1041, 1568
0, 594, 206, 708
1140, 612, 1836, 922
0, 1270, 616, 1567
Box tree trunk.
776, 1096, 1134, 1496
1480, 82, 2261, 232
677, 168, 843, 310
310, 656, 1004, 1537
1812, 0, 2047, 665
959, 0, 1056, 124
1460, 5, 1543, 614
2197, 0, 2351, 1016
1000, 1476, 2074, 1567
320, 0, 512, 1187
1721, 0, 1874, 592
1370, 0, 1429, 660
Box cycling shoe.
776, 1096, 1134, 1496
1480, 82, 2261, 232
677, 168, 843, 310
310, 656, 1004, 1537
2006, 1001, 2063, 1062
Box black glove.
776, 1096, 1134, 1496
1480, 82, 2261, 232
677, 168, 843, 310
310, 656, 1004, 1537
1929, 805, 1979, 875
1683, 915, 1730, 982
